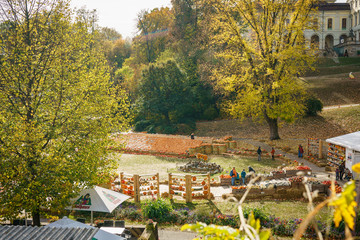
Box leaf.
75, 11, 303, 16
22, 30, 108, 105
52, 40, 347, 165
352, 163, 360, 173
328, 181, 357, 230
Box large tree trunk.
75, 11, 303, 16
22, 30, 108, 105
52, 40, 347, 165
264, 114, 280, 140
32, 208, 41, 226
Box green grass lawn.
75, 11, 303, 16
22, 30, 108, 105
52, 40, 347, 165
217, 200, 332, 222
113, 153, 287, 180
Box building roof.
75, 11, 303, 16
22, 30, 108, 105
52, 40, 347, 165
0, 225, 98, 240
318, 3, 351, 11
326, 131, 360, 152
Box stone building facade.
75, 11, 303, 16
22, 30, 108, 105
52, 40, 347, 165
304, 0, 360, 56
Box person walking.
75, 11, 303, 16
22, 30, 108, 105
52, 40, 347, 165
298, 145, 304, 158
335, 167, 340, 181
271, 147, 275, 160
257, 147, 262, 161
241, 169, 246, 185
230, 167, 237, 186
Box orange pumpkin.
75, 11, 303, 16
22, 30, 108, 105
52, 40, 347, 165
154, 191, 158, 194
150, 186, 154, 190
203, 190, 208, 195
192, 176, 196, 181
170, 190, 174, 194
201, 181, 205, 185
204, 185, 208, 190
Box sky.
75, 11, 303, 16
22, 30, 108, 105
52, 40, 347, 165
70, 0, 171, 39
70, 0, 347, 39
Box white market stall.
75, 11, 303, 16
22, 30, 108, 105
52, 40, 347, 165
326, 131, 360, 175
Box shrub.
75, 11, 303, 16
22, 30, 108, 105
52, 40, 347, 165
243, 207, 269, 224
305, 96, 323, 116
141, 199, 173, 223
203, 106, 219, 120
134, 120, 153, 132
145, 124, 156, 134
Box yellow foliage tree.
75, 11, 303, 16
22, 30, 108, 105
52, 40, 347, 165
208, 0, 318, 139
0, 0, 130, 225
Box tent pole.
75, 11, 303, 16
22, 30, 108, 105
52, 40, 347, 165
91, 211, 93, 226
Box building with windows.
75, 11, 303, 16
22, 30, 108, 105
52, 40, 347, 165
304, 0, 360, 56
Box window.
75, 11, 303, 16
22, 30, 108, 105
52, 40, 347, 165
342, 18, 347, 30
327, 18, 333, 30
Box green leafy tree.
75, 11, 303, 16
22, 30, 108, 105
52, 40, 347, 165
136, 59, 193, 132
209, 0, 317, 139
171, 0, 219, 121
0, 0, 130, 225
133, 7, 173, 64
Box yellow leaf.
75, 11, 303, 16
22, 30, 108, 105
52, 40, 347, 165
352, 163, 360, 173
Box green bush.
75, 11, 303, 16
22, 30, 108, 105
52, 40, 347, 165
141, 199, 173, 223
203, 105, 219, 120
134, 120, 153, 132
305, 96, 323, 116
243, 207, 269, 224
145, 124, 156, 134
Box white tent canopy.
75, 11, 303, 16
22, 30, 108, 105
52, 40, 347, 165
46, 217, 125, 240
326, 131, 360, 152
67, 186, 130, 213
66, 186, 130, 225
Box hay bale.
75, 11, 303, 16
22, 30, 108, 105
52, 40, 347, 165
229, 141, 237, 149
312, 184, 326, 193
203, 144, 213, 154
195, 145, 205, 154
218, 144, 227, 154
212, 145, 219, 155
188, 148, 196, 155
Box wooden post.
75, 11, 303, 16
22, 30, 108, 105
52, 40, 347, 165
306, 138, 309, 157
319, 139, 323, 159
168, 173, 173, 200
134, 174, 140, 203
156, 173, 160, 199
120, 172, 124, 192
207, 173, 211, 200
185, 175, 192, 203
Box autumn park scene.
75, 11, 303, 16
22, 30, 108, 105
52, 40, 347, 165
1, 0, 360, 239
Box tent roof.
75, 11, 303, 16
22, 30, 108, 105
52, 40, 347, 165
326, 131, 360, 152
0, 225, 98, 240
46, 217, 125, 240
67, 186, 130, 213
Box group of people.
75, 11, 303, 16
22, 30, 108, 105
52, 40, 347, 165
257, 146, 276, 161
230, 167, 255, 186
336, 162, 352, 181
